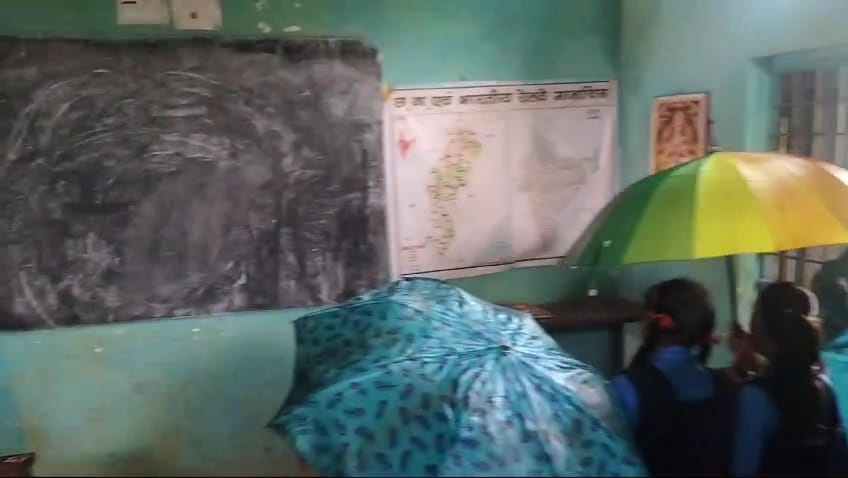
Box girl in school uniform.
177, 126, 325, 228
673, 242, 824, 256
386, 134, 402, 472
611, 278, 735, 476
733, 281, 847, 477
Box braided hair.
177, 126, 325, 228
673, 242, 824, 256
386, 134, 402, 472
630, 278, 716, 367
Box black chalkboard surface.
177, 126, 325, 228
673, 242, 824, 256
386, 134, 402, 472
0, 38, 387, 330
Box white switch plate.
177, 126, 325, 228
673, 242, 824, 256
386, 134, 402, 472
170, 0, 223, 31
116, 0, 170, 25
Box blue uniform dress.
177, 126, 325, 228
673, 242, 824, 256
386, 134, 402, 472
732, 372, 838, 477
611, 346, 715, 430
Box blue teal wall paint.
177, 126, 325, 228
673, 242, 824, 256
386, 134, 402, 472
618, 0, 848, 366
0, 312, 299, 476
0, 0, 620, 474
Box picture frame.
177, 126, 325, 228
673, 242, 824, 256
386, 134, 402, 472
649, 92, 710, 173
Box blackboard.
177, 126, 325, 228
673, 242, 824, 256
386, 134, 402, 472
0, 38, 387, 330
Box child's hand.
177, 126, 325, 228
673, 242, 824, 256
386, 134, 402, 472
727, 323, 761, 382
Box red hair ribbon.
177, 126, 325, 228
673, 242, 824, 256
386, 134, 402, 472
651, 313, 676, 331
651, 313, 719, 345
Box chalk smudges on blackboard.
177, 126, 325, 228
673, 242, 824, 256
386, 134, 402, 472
0, 38, 387, 330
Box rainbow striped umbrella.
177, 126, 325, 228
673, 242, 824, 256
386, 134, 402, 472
570, 152, 848, 267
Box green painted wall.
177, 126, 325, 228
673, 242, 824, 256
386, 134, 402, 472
0, 0, 620, 85
0, 0, 620, 475
618, 0, 848, 366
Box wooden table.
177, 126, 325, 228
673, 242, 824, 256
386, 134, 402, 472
507, 298, 647, 372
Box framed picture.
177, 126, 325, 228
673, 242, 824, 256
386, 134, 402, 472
650, 93, 710, 173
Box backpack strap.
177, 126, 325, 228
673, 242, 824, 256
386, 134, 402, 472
754, 375, 844, 475
818, 378, 844, 452
823, 380, 848, 475
625, 363, 675, 429
756, 374, 840, 431
821, 378, 841, 426
624, 364, 679, 475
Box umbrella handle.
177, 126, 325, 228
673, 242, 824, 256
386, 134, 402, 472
725, 255, 739, 328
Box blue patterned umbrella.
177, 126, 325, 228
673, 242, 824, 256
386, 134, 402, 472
269, 278, 644, 477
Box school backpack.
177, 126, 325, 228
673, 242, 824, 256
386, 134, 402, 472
626, 364, 737, 476
754, 375, 846, 476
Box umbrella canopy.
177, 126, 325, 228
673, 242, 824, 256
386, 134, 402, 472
569, 152, 848, 266
269, 278, 644, 477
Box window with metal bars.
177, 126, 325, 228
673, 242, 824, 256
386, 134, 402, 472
759, 68, 848, 286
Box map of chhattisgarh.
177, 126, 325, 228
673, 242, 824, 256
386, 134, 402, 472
387, 81, 616, 279
425, 128, 482, 255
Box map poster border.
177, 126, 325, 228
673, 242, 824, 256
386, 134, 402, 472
649, 92, 710, 174
383, 80, 618, 280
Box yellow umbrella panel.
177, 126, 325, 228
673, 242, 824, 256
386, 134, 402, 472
571, 152, 848, 267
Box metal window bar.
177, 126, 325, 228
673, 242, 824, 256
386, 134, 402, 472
761, 67, 848, 288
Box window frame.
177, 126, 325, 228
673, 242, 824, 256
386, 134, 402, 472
759, 67, 848, 287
